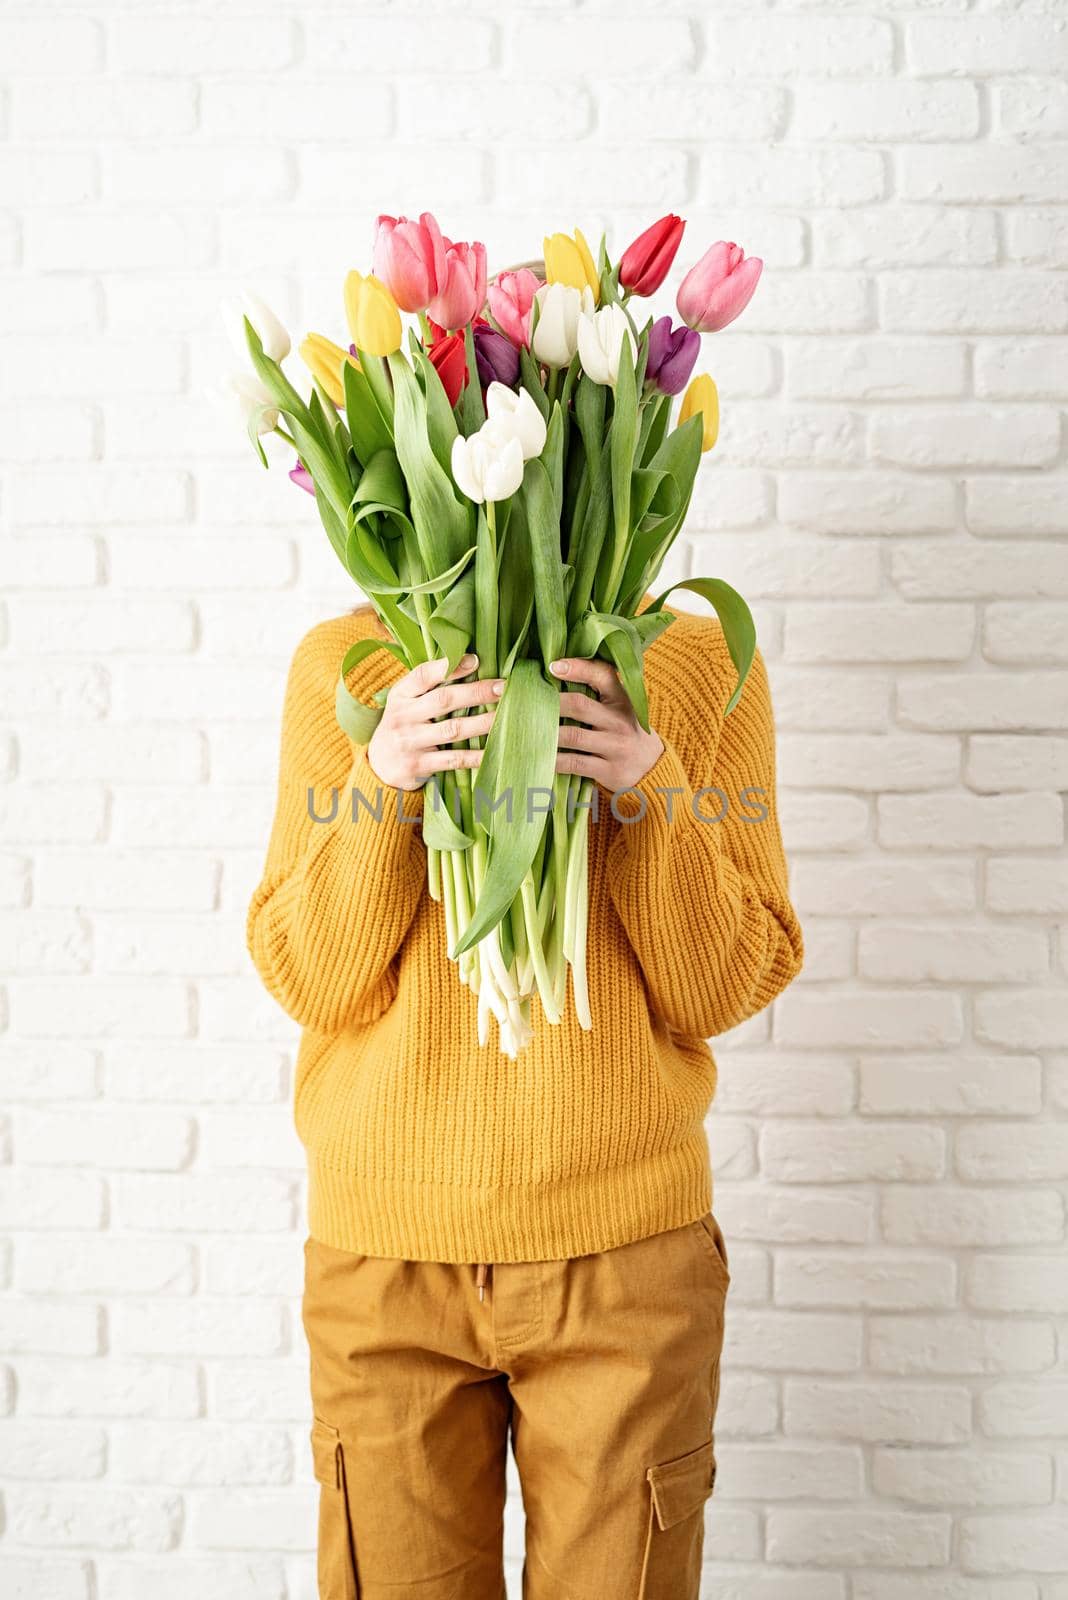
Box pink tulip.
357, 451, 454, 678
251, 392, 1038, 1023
289, 461, 315, 496
372, 212, 446, 314
428, 236, 487, 333
677, 241, 763, 333
487, 267, 540, 349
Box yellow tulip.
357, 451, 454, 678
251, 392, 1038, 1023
299, 332, 354, 408
543, 227, 600, 305
344, 270, 402, 357
678, 374, 719, 452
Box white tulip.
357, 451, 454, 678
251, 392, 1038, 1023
577, 301, 637, 388
531, 282, 595, 369
485, 382, 547, 461
223, 290, 291, 364
213, 371, 279, 434
451, 419, 524, 505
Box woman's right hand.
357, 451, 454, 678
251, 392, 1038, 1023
366, 653, 504, 792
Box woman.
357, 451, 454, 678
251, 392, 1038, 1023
247, 587, 804, 1592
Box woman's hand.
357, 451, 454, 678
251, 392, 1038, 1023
549, 656, 665, 791
367, 653, 504, 792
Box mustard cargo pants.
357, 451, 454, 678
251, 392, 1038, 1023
302, 1212, 730, 1599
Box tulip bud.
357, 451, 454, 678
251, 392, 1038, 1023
532, 282, 594, 369
678, 374, 719, 452
343, 272, 403, 358
543, 228, 601, 305
645, 316, 700, 396
289, 461, 316, 496
427, 329, 469, 407
299, 332, 355, 408
473, 323, 520, 389
213, 370, 279, 434
372, 211, 446, 314
619, 215, 685, 297
450, 420, 525, 505
576, 302, 637, 388
223, 291, 291, 364
677, 242, 763, 334
485, 382, 546, 461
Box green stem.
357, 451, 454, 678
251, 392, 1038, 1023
520, 872, 562, 1024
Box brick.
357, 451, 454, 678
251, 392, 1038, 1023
787, 338, 966, 400
105, 145, 294, 206
874, 405, 1060, 468
860, 920, 1048, 982
703, 16, 892, 76
14, 80, 196, 139
761, 1121, 947, 1182
213, 1362, 310, 1424
2, 335, 183, 397
18, 1108, 194, 1171
895, 542, 1068, 600
500, 145, 688, 209
860, 1056, 1042, 1116
401, 80, 593, 141
2, 17, 103, 70
105, 1043, 286, 1105
0, 278, 99, 336
986, 603, 1068, 663
774, 1250, 956, 1310
202, 79, 391, 140
112, 16, 296, 72
0, 1419, 106, 1480
16, 1236, 195, 1297
879, 794, 1062, 852
961, 1514, 1068, 1575
96, 1558, 286, 1600
966, 476, 1068, 537
987, 859, 1068, 915
510, 16, 694, 75
786, 603, 973, 663
819, 206, 998, 268
725, 1311, 863, 1372
113, 1173, 295, 1233
8, 1488, 182, 1552
599, 82, 783, 141
774, 991, 964, 1053
967, 1255, 1068, 1314
4, 1044, 98, 1101
113, 1300, 285, 1359
785, 1379, 971, 1443
883, 1188, 1063, 1247
975, 340, 1068, 401
767, 1508, 950, 1567
712, 1057, 854, 1116
1007, 209, 1068, 268
0, 148, 96, 206
0, 1171, 104, 1230
974, 990, 1068, 1051
716, 1444, 862, 1501
778, 472, 956, 534
854, 1582, 1032, 1600
882, 272, 1068, 333
0, 910, 92, 972
900, 146, 1068, 205
35, 852, 217, 912
870, 1316, 1055, 1377
701, 147, 885, 208
959, 1122, 1068, 1183
907, 18, 1068, 75
111, 1422, 291, 1487
795, 79, 979, 140
108, 536, 294, 591
714, 1189, 874, 1245
14, 979, 191, 1039
980, 1382, 1068, 1439
736, 275, 872, 335
970, 734, 1068, 791
18, 1357, 200, 1421
28, 212, 215, 273
0, 789, 106, 846
0, 1298, 101, 1356
792, 857, 975, 916
873, 1448, 1051, 1508
898, 673, 1068, 731
0, 1558, 91, 1600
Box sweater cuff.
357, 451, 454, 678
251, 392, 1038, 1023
344, 740, 424, 835
604, 735, 700, 851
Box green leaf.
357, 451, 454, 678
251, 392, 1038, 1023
388, 352, 472, 576
355, 350, 395, 438
343, 359, 394, 464
335, 636, 409, 745
452, 659, 560, 957
569, 610, 650, 731
644, 577, 757, 715
409, 337, 460, 477
427, 566, 476, 674
460, 321, 486, 435
522, 455, 568, 670
422, 776, 474, 852
520, 345, 550, 420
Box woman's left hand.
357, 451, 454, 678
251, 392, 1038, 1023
549, 656, 664, 790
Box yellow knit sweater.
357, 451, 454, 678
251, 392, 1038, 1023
247, 603, 804, 1262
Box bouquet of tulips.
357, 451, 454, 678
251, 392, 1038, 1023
223, 213, 762, 1058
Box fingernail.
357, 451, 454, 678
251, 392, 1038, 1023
550, 659, 568, 674
493, 680, 505, 696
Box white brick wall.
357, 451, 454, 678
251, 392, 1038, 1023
1, 0, 1066, 1595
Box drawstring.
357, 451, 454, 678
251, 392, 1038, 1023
474, 1262, 491, 1301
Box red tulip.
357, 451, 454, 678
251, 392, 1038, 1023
619, 214, 685, 296
427, 328, 469, 406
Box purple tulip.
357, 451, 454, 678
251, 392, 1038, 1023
645, 316, 701, 396
473, 322, 520, 389
289, 460, 315, 496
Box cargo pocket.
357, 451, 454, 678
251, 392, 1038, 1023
311, 1417, 358, 1600
638, 1436, 716, 1600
